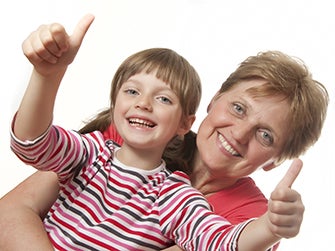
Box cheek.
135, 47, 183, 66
197, 113, 216, 134
164, 108, 183, 124
196, 128, 223, 168
112, 103, 126, 124
247, 143, 275, 165
206, 105, 232, 129
196, 123, 212, 150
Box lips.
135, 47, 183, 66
218, 133, 241, 156
128, 118, 156, 128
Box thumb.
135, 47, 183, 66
71, 14, 95, 47
276, 158, 303, 189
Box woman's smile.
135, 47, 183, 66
217, 133, 240, 157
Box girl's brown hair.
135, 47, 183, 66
80, 48, 201, 134
79, 48, 202, 172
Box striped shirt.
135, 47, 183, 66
11, 125, 250, 251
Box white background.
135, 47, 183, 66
0, 0, 334, 250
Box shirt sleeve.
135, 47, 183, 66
10, 119, 105, 182
159, 171, 254, 251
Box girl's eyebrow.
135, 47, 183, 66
123, 78, 139, 84
125, 77, 177, 94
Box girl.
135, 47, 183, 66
6, 15, 319, 251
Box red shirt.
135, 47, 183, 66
206, 177, 268, 224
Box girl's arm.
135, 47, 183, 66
162, 246, 184, 251
0, 171, 59, 250
238, 159, 304, 251
13, 14, 94, 141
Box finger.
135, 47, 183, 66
22, 33, 40, 62
267, 207, 303, 238
22, 30, 57, 64
70, 14, 95, 47
37, 24, 67, 61
47, 23, 69, 56
276, 158, 303, 189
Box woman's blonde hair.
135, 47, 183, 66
174, 50, 329, 174
216, 50, 329, 163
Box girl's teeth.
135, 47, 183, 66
129, 118, 155, 128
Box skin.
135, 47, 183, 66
0, 14, 304, 251
114, 71, 193, 170
191, 79, 290, 193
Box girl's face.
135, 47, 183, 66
196, 79, 290, 179
113, 71, 191, 154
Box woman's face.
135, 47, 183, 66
196, 79, 290, 179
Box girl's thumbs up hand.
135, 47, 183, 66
267, 159, 305, 238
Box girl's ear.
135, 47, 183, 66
177, 115, 196, 136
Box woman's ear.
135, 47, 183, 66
177, 115, 196, 136
262, 161, 276, 171
261, 159, 279, 171
263, 158, 285, 171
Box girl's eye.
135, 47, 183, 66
233, 103, 244, 115
157, 96, 172, 104
257, 129, 274, 146
125, 88, 138, 95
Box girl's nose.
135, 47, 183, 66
135, 96, 153, 112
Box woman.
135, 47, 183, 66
0, 21, 328, 250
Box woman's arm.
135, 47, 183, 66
0, 171, 59, 250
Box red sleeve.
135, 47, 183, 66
102, 124, 123, 146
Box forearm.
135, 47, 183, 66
15, 14, 94, 141
0, 201, 54, 251
14, 68, 66, 141
161, 245, 183, 251
0, 171, 59, 250
237, 215, 279, 251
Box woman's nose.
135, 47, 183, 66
232, 122, 252, 145
135, 95, 153, 112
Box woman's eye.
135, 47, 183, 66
158, 96, 172, 104
233, 103, 244, 115
258, 130, 274, 146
